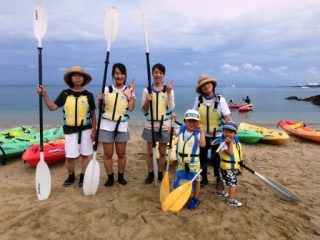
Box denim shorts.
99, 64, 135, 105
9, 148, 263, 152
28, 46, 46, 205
98, 129, 130, 143
141, 128, 170, 144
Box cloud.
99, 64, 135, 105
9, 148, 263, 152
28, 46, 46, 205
183, 60, 198, 66
269, 66, 289, 75
307, 67, 319, 75
221, 63, 262, 75
221, 64, 240, 75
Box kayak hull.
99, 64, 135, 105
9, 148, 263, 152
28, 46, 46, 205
23, 140, 65, 167
278, 120, 320, 143
237, 130, 262, 144
239, 122, 289, 145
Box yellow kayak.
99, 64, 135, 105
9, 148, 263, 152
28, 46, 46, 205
239, 122, 289, 145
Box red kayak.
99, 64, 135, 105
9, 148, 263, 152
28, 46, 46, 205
239, 104, 253, 112
228, 103, 244, 109
22, 139, 65, 167
278, 120, 320, 143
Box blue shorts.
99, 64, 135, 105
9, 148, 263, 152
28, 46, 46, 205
173, 170, 200, 191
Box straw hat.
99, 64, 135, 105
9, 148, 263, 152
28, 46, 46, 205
196, 74, 217, 93
64, 66, 92, 86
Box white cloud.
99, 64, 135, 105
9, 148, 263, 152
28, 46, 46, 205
183, 60, 198, 66
269, 66, 289, 75
221, 64, 240, 75
221, 63, 262, 75
58, 67, 67, 71
307, 67, 319, 75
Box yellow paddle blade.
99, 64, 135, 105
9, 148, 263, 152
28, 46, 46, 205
162, 181, 192, 212
160, 171, 170, 203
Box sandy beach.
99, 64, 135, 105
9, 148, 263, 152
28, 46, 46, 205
0, 124, 320, 240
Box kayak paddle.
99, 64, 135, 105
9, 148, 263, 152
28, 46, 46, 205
160, 115, 175, 203
142, 11, 158, 186
33, 3, 51, 201
83, 7, 119, 196
162, 142, 226, 212
242, 164, 301, 202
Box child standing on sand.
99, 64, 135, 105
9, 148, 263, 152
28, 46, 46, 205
173, 109, 206, 210
215, 121, 243, 207
37, 66, 97, 188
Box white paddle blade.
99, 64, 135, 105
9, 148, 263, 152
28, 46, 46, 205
33, 3, 48, 47
83, 152, 100, 196
141, 11, 150, 53
104, 7, 119, 51
35, 153, 51, 200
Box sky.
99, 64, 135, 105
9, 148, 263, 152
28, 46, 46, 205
1, 0, 320, 86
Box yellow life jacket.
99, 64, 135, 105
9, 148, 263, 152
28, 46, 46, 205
63, 93, 91, 127
176, 126, 200, 173
145, 85, 171, 121
219, 138, 242, 170
102, 86, 129, 122
198, 95, 222, 135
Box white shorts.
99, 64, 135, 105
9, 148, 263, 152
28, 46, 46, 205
64, 129, 94, 158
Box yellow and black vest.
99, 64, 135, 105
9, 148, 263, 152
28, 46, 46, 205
102, 86, 129, 122
198, 95, 223, 135
217, 136, 242, 170
63, 92, 91, 127
176, 125, 200, 173
144, 85, 171, 121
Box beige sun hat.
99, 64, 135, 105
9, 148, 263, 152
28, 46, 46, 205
64, 66, 92, 86
196, 74, 217, 93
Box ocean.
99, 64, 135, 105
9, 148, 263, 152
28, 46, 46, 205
1, 84, 319, 127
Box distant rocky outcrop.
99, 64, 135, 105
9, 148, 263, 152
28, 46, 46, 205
286, 95, 320, 106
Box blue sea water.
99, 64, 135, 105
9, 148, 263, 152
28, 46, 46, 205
0, 84, 319, 127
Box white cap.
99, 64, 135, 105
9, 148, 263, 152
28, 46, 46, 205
184, 109, 200, 121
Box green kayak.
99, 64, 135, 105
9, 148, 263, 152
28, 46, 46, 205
0, 126, 36, 141
0, 126, 64, 163
237, 130, 262, 144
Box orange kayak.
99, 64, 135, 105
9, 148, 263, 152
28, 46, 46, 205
22, 139, 65, 167
278, 120, 320, 143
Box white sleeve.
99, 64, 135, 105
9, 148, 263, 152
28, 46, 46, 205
219, 96, 231, 116
192, 96, 199, 110
168, 90, 175, 111
141, 88, 148, 113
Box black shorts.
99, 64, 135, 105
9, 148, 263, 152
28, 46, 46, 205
218, 169, 240, 186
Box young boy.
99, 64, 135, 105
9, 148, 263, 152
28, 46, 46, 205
37, 66, 97, 188
215, 121, 243, 207
173, 109, 206, 210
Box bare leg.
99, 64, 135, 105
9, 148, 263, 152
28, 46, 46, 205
65, 157, 76, 174
193, 181, 201, 199
80, 155, 90, 174
228, 186, 237, 200
115, 142, 127, 173
158, 143, 167, 172
102, 143, 114, 175
146, 142, 153, 171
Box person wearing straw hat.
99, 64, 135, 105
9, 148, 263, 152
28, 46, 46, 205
192, 74, 232, 188
173, 109, 206, 209
98, 63, 136, 187
37, 65, 97, 188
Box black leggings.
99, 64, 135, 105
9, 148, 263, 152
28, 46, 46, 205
200, 136, 220, 180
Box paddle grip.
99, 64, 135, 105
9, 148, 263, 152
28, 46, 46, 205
38, 47, 44, 152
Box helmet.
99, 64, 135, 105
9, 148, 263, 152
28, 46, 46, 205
184, 109, 200, 121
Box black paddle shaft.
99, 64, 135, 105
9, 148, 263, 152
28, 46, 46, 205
145, 52, 156, 148
242, 164, 255, 174
94, 51, 110, 151
38, 47, 44, 152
